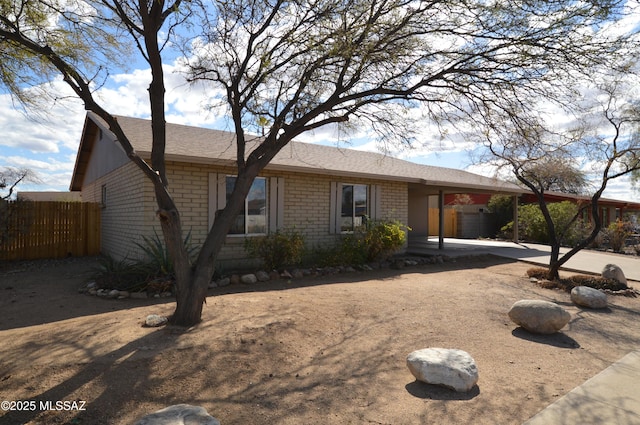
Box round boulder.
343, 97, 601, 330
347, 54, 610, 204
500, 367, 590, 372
508, 300, 571, 334
406, 348, 478, 392
135, 404, 220, 425
571, 286, 607, 309
601, 264, 627, 285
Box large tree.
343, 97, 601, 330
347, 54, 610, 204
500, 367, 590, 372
481, 82, 640, 279
0, 167, 38, 200
1, 0, 636, 325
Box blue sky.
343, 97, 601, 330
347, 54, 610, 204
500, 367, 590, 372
0, 64, 637, 203
1, 2, 639, 203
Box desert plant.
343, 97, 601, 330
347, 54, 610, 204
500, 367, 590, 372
135, 228, 198, 277
307, 220, 409, 267
488, 194, 514, 236
362, 219, 409, 261
244, 228, 306, 270
511, 201, 585, 246
526, 267, 551, 280
527, 266, 627, 292
93, 255, 149, 291
605, 219, 633, 253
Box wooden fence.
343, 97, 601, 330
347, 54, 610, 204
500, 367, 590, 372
428, 208, 458, 237
0, 201, 101, 261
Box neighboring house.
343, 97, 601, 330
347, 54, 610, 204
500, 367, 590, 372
444, 192, 640, 239
70, 112, 524, 267
17, 191, 82, 202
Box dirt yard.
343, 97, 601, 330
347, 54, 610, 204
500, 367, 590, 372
0, 255, 638, 425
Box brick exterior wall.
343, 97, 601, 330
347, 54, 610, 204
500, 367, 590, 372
82, 159, 409, 269
81, 161, 151, 259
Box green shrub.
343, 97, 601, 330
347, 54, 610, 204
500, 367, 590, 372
488, 194, 514, 235
244, 228, 306, 270
311, 219, 409, 267
510, 201, 587, 246
362, 219, 408, 261
605, 219, 633, 253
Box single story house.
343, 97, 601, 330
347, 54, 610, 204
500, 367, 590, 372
70, 112, 525, 267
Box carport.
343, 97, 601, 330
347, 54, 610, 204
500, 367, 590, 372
406, 171, 526, 250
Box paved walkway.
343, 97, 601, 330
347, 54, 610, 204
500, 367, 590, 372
408, 238, 640, 424
407, 238, 640, 281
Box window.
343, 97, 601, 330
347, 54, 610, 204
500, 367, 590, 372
341, 184, 369, 231
208, 173, 284, 235
330, 182, 381, 233
101, 184, 107, 208
226, 176, 267, 234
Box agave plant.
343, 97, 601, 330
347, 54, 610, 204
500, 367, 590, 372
134, 228, 199, 278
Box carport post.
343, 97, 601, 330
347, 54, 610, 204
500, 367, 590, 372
438, 190, 444, 249
512, 195, 519, 242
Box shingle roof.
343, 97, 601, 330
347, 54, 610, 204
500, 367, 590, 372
73, 112, 525, 194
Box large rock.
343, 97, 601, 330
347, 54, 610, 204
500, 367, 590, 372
135, 404, 220, 425
601, 264, 627, 285
508, 300, 571, 334
406, 348, 478, 392
571, 286, 608, 309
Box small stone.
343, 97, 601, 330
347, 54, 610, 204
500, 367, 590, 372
407, 348, 478, 392
391, 259, 406, 269
145, 314, 168, 327
160, 291, 173, 298
217, 277, 231, 287
240, 274, 257, 284
269, 271, 280, 280
130, 292, 148, 299
208, 281, 218, 289
230, 274, 240, 285
86, 281, 97, 289
508, 300, 571, 334
108, 289, 120, 299
571, 286, 607, 309
281, 270, 293, 279
88, 288, 97, 295
291, 269, 304, 279
256, 271, 270, 282
118, 291, 130, 299
134, 404, 220, 425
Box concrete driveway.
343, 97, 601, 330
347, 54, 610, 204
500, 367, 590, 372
408, 238, 640, 282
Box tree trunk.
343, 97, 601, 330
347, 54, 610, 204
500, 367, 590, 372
167, 168, 259, 326
171, 272, 210, 326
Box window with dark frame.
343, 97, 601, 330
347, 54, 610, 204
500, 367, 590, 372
101, 184, 107, 208
225, 176, 267, 234
341, 184, 368, 232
